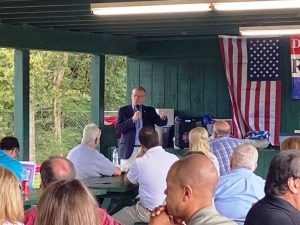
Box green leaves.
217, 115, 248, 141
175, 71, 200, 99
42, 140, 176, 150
105, 55, 127, 111
0, 48, 14, 110
0, 49, 126, 162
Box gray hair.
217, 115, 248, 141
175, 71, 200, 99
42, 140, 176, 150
231, 144, 258, 171
81, 123, 101, 145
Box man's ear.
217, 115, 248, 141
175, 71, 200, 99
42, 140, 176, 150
288, 177, 300, 194
182, 185, 192, 202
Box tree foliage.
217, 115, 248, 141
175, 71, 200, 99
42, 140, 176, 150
105, 55, 127, 110
0, 49, 14, 135
0, 48, 127, 162
0, 49, 14, 110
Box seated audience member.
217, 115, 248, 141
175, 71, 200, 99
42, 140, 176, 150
188, 127, 220, 175
113, 127, 178, 225
0, 136, 23, 181
67, 123, 121, 179
24, 156, 121, 225
149, 154, 236, 225
35, 179, 99, 225
280, 136, 300, 151
0, 166, 24, 225
214, 144, 265, 223
245, 150, 300, 225
210, 120, 243, 175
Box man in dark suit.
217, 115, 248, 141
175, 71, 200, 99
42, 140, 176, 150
116, 86, 167, 167
245, 149, 300, 225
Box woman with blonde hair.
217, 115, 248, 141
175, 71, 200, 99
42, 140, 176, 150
34, 179, 99, 225
0, 166, 24, 225
188, 127, 220, 175
280, 136, 300, 151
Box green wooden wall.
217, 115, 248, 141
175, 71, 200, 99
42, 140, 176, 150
127, 58, 230, 118
127, 37, 300, 133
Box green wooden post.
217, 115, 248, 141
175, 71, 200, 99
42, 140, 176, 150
91, 54, 105, 151
14, 49, 30, 160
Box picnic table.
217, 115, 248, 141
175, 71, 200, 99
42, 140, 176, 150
23, 187, 107, 208
81, 175, 138, 210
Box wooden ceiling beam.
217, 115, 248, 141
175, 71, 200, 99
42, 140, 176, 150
0, 23, 138, 55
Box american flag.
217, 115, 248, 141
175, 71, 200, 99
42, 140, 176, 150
219, 36, 282, 145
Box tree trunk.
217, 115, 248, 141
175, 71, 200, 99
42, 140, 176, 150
53, 98, 62, 142
29, 98, 36, 162
53, 53, 68, 143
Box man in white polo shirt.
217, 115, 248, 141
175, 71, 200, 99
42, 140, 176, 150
113, 127, 178, 225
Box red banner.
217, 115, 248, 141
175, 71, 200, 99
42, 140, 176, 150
290, 35, 300, 54
290, 35, 300, 99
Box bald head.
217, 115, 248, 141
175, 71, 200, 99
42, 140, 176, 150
52, 158, 74, 179
169, 153, 218, 197
40, 156, 76, 188
165, 154, 218, 222
213, 120, 231, 137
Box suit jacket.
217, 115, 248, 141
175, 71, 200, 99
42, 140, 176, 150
245, 195, 300, 225
116, 104, 167, 159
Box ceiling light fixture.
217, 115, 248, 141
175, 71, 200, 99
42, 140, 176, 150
91, 0, 212, 16
240, 25, 300, 36
214, 0, 300, 11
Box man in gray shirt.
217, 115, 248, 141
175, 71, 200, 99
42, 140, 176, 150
67, 123, 121, 179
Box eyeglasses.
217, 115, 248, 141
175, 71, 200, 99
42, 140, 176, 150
11, 148, 19, 159
95, 126, 102, 143
132, 94, 145, 98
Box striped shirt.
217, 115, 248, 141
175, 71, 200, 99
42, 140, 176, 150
210, 137, 243, 176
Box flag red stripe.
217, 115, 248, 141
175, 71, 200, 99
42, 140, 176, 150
244, 80, 251, 130
236, 38, 245, 138
237, 39, 242, 112
254, 82, 261, 130
274, 81, 281, 145
264, 81, 271, 133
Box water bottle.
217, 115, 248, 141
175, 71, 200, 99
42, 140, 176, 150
112, 148, 119, 165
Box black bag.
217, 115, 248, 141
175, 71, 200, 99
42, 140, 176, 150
174, 118, 202, 148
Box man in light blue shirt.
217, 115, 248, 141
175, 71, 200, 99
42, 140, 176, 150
0, 136, 23, 182
214, 144, 265, 224
67, 123, 121, 179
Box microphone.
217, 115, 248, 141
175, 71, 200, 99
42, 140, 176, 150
135, 105, 140, 112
